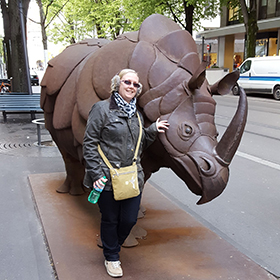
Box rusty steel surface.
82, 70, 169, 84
28, 172, 275, 280
40, 14, 247, 206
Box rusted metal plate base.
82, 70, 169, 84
28, 172, 274, 280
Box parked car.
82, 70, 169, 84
30, 70, 39, 86
233, 56, 280, 100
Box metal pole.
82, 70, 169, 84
36, 123, 41, 146
18, 0, 32, 95
202, 36, 205, 62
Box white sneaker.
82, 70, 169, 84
104, 260, 123, 277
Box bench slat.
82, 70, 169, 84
0, 94, 43, 122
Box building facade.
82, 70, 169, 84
198, 0, 280, 72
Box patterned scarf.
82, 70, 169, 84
113, 92, 137, 118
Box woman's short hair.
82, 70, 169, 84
111, 69, 142, 95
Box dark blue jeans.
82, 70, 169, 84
98, 190, 141, 261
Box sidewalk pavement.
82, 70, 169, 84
0, 113, 64, 279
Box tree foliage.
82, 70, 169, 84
123, 0, 220, 34
45, 0, 128, 43
38, 0, 222, 45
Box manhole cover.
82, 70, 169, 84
33, 140, 56, 147
0, 142, 32, 150
0, 140, 60, 158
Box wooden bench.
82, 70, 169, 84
0, 94, 43, 122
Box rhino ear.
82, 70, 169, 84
187, 61, 207, 90
210, 70, 240, 95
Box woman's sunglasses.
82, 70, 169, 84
121, 80, 141, 89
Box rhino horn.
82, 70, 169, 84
215, 87, 248, 166
210, 70, 240, 95
187, 61, 207, 90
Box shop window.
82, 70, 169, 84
256, 39, 268, 56
233, 54, 242, 70
233, 39, 244, 70
203, 53, 218, 68
268, 38, 278, 56
259, 0, 267, 19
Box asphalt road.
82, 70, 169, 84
148, 93, 280, 277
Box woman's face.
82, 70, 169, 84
118, 72, 140, 103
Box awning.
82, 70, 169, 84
198, 17, 280, 39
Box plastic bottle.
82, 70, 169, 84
88, 176, 106, 204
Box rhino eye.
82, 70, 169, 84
185, 125, 192, 135
178, 122, 194, 140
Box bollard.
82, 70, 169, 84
31, 118, 45, 146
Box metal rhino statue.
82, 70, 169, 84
41, 14, 247, 205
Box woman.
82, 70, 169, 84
83, 69, 169, 278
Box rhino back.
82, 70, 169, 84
41, 38, 109, 113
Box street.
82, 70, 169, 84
32, 69, 45, 94
148, 93, 280, 277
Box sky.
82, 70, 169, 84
27, 0, 65, 69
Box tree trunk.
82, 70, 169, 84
184, 1, 194, 35
239, 0, 258, 58
1, 0, 12, 79
1, 0, 31, 92
36, 0, 48, 69
245, 16, 258, 58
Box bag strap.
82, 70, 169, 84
98, 144, 114, 169
134, 112, 142, 161
98, 112, 143, 168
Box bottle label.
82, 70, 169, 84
88, 189, 100, 204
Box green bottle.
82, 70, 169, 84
88, 176, 106, 204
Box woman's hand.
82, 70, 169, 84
93, 176, 108, 191
156, 118, 170, 133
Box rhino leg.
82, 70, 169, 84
57, 149, 85, 195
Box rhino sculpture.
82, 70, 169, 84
41, 14, 247, 206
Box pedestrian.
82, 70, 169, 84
83, 69, 169, 278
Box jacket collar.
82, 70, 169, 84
109, 94, 119, 110
109, 94, 128, 117
109, 94, 138, 118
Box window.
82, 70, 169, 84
256, 39, 268, 56
259, 0, 267, 19
227, 6, 240, 25
268, 38, 278, 56
276, 0, 280, 16
240, 60, 252, 74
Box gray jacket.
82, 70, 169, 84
83, 95, 158, 192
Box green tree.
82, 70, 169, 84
123, 0, 221, 35
47, 0, 128, 42
41, 0, 222, 45
47, 0, 94, 44
0, 0, 31, 92
86, 0, 128, 39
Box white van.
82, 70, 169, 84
233, 56, 280, 100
